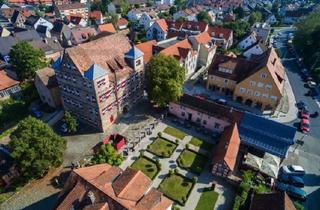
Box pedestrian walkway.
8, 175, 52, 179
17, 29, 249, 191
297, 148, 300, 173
119, 121, 234, 210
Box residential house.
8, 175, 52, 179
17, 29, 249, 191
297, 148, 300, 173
25, 15, 54, 38
0, 30, 63, 62
146, 19, 168, 41
207, 26, 233, 49
0, 27, 10, 37
97, 23, 117, 34
173, 5, 204, 21
35, 67, 61, 108
127, 7, 152, 21
54, 2, 88, 20
249, 191, 297, 210
0, 70, 21, 99
211, 123, 240, 178
210, 0, 243, 10
89, 10, 103, 25
251, 22, 271, 44
159, 38, 198, 77
155, 0, 174, 5
69, 27, 97, 45
8, 0, 52, 5
136, 40, 157, 64
169, 94, 295, 158
265, 14, 277, 25
116, 18, 128, 30
243, 41, 268, 59
0, 15, 14, 32
139, 12, 158, 30
207, 48, 285, 111
238, 31, 258, 50
54, 164, 173, 210
188, 32, 217, 68
65, 15, 87, 28
51, 19, 71, 43
54, 34, 145, 131
10, 10, 26, 28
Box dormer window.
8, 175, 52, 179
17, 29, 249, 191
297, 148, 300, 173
218, 67, 233, 74
260, 72, 267, 78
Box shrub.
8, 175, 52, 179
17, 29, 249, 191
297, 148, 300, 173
158, 132, 162, 137
169, 169, 174, 176
195, 166, 202, 174
179, 157, 184, 165
161, 151, 165, 157
232, 196, 242, 210
182, 196, 187, 203
174, 168, 179, 174
185, 144, 189, 149
147, 145, 150, 149
175, 139, 179, 144
172, 205, 180, 210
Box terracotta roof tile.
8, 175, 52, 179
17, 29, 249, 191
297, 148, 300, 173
83, 202, 109, 210
56, 180, 87, 210
250, 191, 296, 210
136, 188, 172, 210
212, 123, 240, 171
117, 18, 128, 26
0, 70, 20, 91
160, 39, 194, 60
112, 168, 152, 201
136, 40, 156, 64
98, 23, 117, 34
155, 19, 168, 32
207, 26, 233, 40
89, 10, 102, 19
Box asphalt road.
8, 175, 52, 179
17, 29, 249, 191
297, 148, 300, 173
274, 27, 320, 210
274, 28, 320, 138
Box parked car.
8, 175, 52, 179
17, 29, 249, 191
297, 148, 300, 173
299, 110, 309, 119
278, 174, 304, 188
281, 165, 305, 176
215, 98, 227, 105
307, 81, 317, 88
296, 101, 307, 110
31, 107, 42, 118
286, 186, 307, 201
300, 119, 310, 133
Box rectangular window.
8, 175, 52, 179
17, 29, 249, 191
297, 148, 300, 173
181, 112, 185, 116
240, 87, 246, 93
260, 72, 267, 78
262, 93, 269, 98
265, 84, 272, 90
247, 89, 253, 96
224, 79, 228, 84
250, 80, 256, 86
257, 82, 264, 88
255, 91, 261, 97
270, 95, 278, 101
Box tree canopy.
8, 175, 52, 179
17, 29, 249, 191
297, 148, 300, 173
249, 11, 262, 25
234, 7, 245, 19
9, 42, 47, 81
196, 11, 212, 23
145, 54, 185, 107
63, 111, 78, 133
91, 143, 124, 166
294, 8, 320, 80
223, 20, 250, 40
9, 116, 66, 181
169, 6, 177, 16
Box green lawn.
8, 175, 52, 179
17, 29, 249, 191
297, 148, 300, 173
147, 137, 177, 158
163, 126, 187, 139
130, 156, 159, 180
159, 174, 194, 205
195, 188, 219, 210
189, 137, 214, 151
177, 149, 207, 174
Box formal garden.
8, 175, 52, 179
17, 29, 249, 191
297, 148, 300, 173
189, 136, 214, 151
130, 155, 161, 180
177, 149, 207, 174
195, 187, 219, 210
163, 126, 187, 140
158, 170, 196, 205
147, 137, 178, 158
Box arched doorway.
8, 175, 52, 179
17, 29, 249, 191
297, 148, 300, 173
245, 99, 253, 106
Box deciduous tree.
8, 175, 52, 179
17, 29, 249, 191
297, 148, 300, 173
91, 143, 124, 166
9, 116, 66, 181
63, 111, 78, 133
196, 11, 212, 23
9, 42, 47, 81
145, 54, 185, 107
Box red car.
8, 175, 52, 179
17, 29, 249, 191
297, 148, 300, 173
299, 110, 310, 119
300, 119, 310, 133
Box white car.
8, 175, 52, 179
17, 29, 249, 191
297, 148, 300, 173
281, 165, 305, 176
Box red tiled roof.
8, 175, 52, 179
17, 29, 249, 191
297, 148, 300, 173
136, 40, 156, 64
207, 26, 233, 40
155, 19, 168, 32
212, 123, 240, 171
117, 18, 128, 26
89, 10, 102, 20
0, 70, 20, 91
98, 23, 117, 34
250, 191, 297, 210
160, 39, 194, 60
